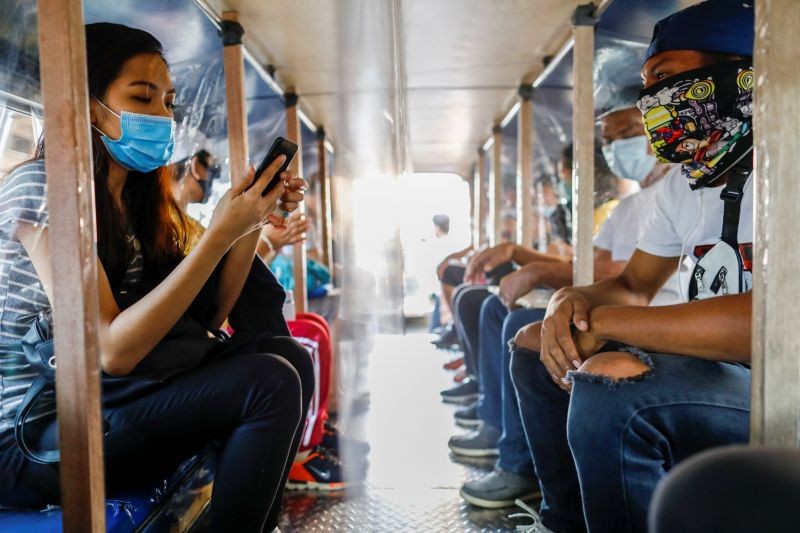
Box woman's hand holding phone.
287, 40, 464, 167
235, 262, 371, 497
207, 156, 287, 245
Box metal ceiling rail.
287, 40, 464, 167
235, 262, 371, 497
476, 0, 615, 154
193, 0, 333, 153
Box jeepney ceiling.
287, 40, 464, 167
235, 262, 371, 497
206, 0, 576, 177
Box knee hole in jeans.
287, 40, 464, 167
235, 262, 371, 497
570, 351, 653, 386
512, 321, 543, 352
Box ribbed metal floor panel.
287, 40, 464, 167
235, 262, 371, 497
276, 330, 533, 532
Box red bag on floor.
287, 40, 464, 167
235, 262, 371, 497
288, 315, 331, 451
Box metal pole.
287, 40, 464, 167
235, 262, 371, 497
471, 159, 480, 247
517, 84, 535, 247
571, 4, 597, 286
37, 0, 106, 530
285, 92, 308, 313
221, 11, 249, 195
317, 128, 334, 274
491, 125, 504, 246
751, 0, 800, 447
477, 149, 489, 247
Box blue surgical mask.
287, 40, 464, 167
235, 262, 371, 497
93, 98, 175, 173
601, 135, 657, 183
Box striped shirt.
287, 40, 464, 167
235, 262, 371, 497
0, 161, 143, 449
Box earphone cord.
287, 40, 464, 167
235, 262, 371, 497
677, 188, 704, 303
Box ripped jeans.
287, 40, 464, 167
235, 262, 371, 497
509, 346, 750, 533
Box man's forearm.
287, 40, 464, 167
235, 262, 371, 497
534, 261, 574, 290
590, 292, 752, 361
513, 245, 569, 266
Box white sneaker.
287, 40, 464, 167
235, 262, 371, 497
509, 499, 553, 533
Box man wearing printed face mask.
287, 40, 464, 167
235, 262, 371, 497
455, 89, 683, 509
509, 2, 755, 532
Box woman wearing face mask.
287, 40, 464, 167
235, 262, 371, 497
0, 23, 312, 532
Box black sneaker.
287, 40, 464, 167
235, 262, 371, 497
460, 467, 540, 509
287, 448, 347, 491
440, 379, 479, 404
448, 423, 501, 457
432, 324, 459, 348
454, 402, 482, 429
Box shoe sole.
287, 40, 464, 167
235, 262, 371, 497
448, 444, 499, 458
286, 480, 349, 492
454, 417, 482, 429
441, 393, 479, 405
459, 488, 541, 509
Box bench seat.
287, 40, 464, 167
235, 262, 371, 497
0, 451, 215, 532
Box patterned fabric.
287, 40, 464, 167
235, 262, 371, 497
637, 60, 753, 188
0, 161, 144, 449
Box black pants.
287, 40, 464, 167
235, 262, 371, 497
649, 446, 800, 533
0, 336, 314, 533
453, 285, 491, 378
451, 262, 515, 379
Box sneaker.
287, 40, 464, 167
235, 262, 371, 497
509, 499, 553, 532
432, 325, 459, 348
321, 422, 371, 456
448, 423, 500, 457
454, 402, 481, 429
440, 379, 479, 404
287, 448, 347, 491
460, 467, 540, 509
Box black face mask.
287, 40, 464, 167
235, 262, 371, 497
637, 60, 753, 188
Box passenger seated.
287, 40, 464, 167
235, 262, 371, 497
440, 140, 619, 405
169, 148, 219, 250
510, 2, 755, 531
169, 148, 218, 211
0, 23, 310, 533
454, 89, 678, 509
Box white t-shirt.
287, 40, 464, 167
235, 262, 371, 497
593, 179, 684, 306
637, 165, 753, 299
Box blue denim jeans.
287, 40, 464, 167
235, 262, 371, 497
510, 347, 750, 533
475, 295, 544, 476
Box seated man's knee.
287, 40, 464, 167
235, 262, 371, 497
576, 351, 651, 382
567, 352, 652, 448
512, 321, 543, 352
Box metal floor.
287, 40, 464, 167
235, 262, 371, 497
276, 327, 527, 532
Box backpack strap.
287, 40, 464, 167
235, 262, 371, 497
719, 163, 752, 248
14, 377, 59, 464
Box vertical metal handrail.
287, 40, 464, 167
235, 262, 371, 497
221, 11, 249, 191
476, 149, 489, 247
317, 128, 334, 276
570, 4, 598, 286
751, 0, 800, 447
37, 0, 107, 530
516, 84, 535, 248
286, 92, 308, 313
491, 125, 504, 246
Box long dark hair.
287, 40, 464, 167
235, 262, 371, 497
30, 23, 189, 289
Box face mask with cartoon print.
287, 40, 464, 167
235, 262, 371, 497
637, 60, 753, 189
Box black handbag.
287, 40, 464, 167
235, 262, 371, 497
13, 255, 290, 464
14, 309, 221, 464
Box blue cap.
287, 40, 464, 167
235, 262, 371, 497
646, 1, 754, 62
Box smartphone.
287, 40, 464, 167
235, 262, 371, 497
251, 136, 298, 196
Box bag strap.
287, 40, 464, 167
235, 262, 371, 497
14, 377, 59, 464
719, 163, 752, 249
